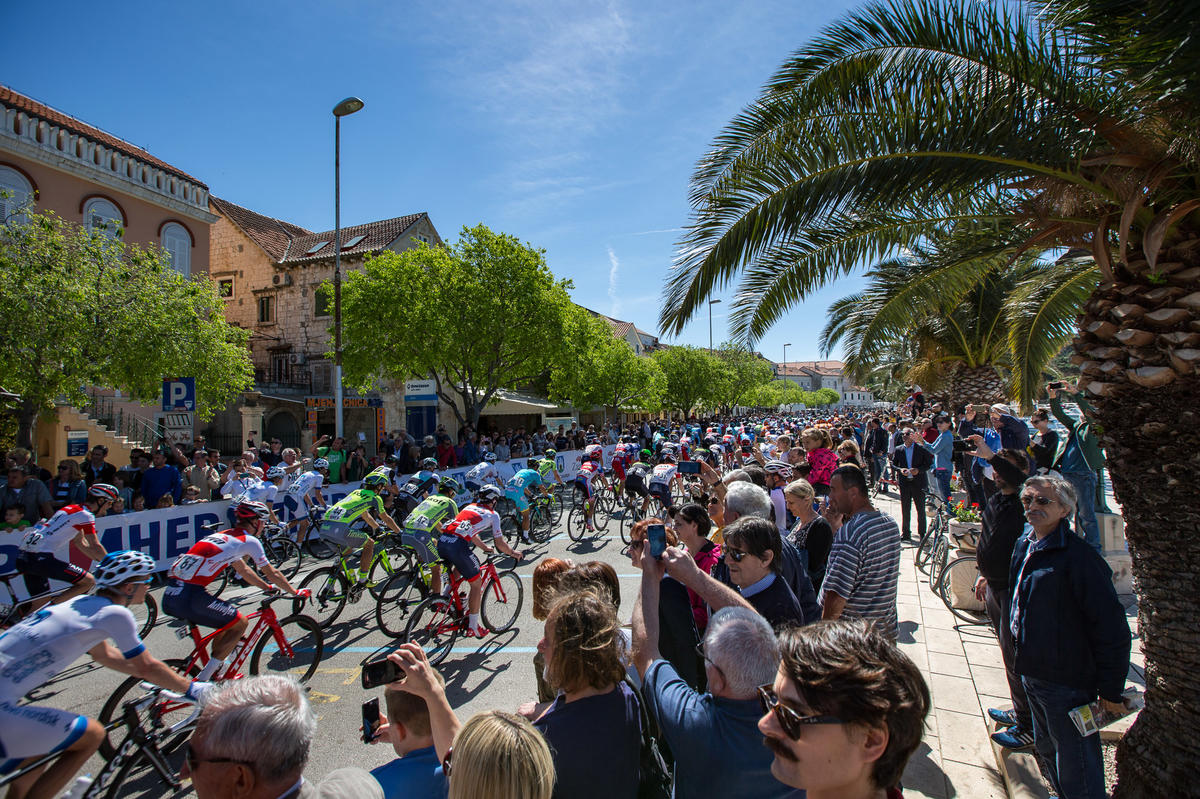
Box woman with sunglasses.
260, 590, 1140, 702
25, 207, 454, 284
46, 460, 88, 511
758, 620, 929, 799
673, 502, 721, 633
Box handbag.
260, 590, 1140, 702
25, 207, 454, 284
623, 677, 673, 799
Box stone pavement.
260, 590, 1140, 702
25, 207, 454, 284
871, 492, 1143, 799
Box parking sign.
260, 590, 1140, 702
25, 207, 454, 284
162, 377, 196, 411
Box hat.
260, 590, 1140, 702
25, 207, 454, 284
193, 449, 208, 456
989, 403, 1009, 414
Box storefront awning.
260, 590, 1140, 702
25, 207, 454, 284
484, 390, 571, 416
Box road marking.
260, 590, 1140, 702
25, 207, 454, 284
518, 572, 640, 579
320, 645, 540, 655
308, 690, 341, 703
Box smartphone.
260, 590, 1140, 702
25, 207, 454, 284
647, 524, 667, 559
361, 657, 402, 689
972, 404, 990, 417
362, 698, 380, 744
677, 460, 700, 475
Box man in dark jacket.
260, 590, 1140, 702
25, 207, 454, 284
969, 438, 1035, 750
891, 427, 934, 540
861, 418, 889, 493
1009, 476, 1131, 799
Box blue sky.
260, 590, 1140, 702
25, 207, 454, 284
6, 0, 864, 363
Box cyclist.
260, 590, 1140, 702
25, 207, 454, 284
437, 485, 524, 638
503, 462, 544, 544
223, 465, 285, 524
0, 551, 211, 799
366, 453, 402, 496
15, 482, 114, 612
763, 459, 795, 534
648, 451, 682, 512
464, 452, 501, 498
574, 446, 608, 533
163, 500, 308, 680
534, 449, 564, 495
285, 458, 329, 545
400, 476, 460, 597
394, 458, 441, 523
625, 449, 654, 514
320, 473, 403, 588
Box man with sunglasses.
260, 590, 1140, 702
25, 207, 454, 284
758, 620, 929, 799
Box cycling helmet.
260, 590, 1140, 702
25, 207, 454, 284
439, 476, 462, 495
640, 448, 652, 461
543, 448, 556, 459
584, 444, 602, 459
313, 458, 330, 470
421, 458, 439, 471
385, 453, 398, 465
94, 550, 156, 588
484, 451, 498, 463
660, 452, 676, 463
363, 473, 388, 491
478, 484, 503, 503
88, 483, 119, 503
265, 465, 286, 480
233, 500, 271, 521
764, 459, 794, 480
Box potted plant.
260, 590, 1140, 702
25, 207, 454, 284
948, 500, 982, 551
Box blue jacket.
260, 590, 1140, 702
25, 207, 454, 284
1008, 521, 1131, 701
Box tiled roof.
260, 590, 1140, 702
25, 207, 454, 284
607, 319, 635, 339
778, 360, 845, 375
1, 84, 205, 187
211, 197, 313, 261
282, 213, 424, 264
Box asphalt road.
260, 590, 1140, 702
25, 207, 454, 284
33, 509, 641, 798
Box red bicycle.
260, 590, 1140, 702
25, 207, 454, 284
403, 557, 524, 665
97, 593, 324, 756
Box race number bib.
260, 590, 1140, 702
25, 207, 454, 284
20, 530, 43, 549
324, 505, 349, 522
409, 514, 435, 532
171, 554, 204, 580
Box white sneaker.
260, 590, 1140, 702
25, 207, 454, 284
521, 532, 532, 543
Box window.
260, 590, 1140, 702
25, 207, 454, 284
217, 278, 234, 299
0, 166, 34, 224
314, 284, 332, 318
83, 197, 124, 238
341, 234, 366, 249
413, 233, 429, 244
258, 295, 275, 324
306, 241, 330, 255
160, 222, 192, 276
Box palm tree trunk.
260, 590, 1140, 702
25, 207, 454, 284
946, 364, 1008, 405
1075, 265, 1200, 797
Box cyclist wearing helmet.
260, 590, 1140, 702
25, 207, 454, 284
609, 441, 632, 496
321, 473, 403, 587
221, 465, 284, 524
401, 477, 461, 596
285, 458, 329, 545
534, 450, 563, 494
503, 462, 545, 543
625, 449, 654, 512
393, 458, 442, 523
464, 452, 500, 497
648, 451, 682, 511
15, 482, 113, 610
164, 500, 308, 680
366, 454, 403, 496
0, 550, 210, 799
574, 446, 609, 533
763, 459, 795, 533
437, 484, 524, 637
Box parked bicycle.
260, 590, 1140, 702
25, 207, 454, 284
403, 556, 524, 664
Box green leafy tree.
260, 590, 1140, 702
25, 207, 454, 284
0, 209, 253, 448
339, 224, 576, 429
650, 346, 722, 417
709, 342, 775, 413
812, 388, 840, 407
548, 311, 666, 419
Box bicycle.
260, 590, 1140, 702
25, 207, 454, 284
615, 490, 645, 545
932, 553, 990, 625
98, 592, 323, 756
294, 530, 412, 628
374, 548, 438, 638
566, 485, 610, 542
0, 570, 158, 637
0, 688, 200, 799
404, 556, 524, 665
914, 494, 950, 571
200, 522, 304, 598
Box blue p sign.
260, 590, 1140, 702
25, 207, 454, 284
162, 378, 196, 411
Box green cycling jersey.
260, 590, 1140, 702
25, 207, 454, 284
322, 488, 385, 525
404, 495, 459, 533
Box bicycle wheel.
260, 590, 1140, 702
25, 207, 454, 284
98, 724, 191, 799
98, 658, 194, 759
500, 514, 522, 546
375, 567, 428, 638
249, 614, 325, 682
592, 496, 611, 531
530, 503, 553, 542
547, 492, 564, 524
495, 497, 517, 518
265, 536, 303, 579
128, 592, 158, 639
404, 596, 460, 666
366, 551, 396, 600
481, 569, 524, 633
617, 501, 636, 545
935, 556, 990, 625
566, 508, 588, 542
928, 537, 950, 588
207, 566, 231, 598
915, 525, 938, 569
296, 566, 348, 628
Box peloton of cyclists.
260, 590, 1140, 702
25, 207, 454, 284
14, 482, 114, 611
400, 476, 461, 597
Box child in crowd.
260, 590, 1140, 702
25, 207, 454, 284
1, 504, 27, 532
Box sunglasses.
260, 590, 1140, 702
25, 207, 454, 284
757, 686, 844, 740
707, 497, 720, 506
184, 742, 252, 771
1021, 495, 1056, 507
724, 547, 750, 562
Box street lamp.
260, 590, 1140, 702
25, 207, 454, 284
782, 343, 791, 373
708, 299, 722, 353
332, 96, 364, 440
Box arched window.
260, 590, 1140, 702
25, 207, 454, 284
0, 165, 34, 225
160, 222, 192, 276
83, 196, 124, 238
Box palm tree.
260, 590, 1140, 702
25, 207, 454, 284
820, 244, 1096, 409
661, 1, 1200, 792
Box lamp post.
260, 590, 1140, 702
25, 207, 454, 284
782, 343, 791, 379
708, 299, 722, 353
332, 96, 364, 440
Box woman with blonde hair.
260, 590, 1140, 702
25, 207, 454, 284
46, 459, 87, 510
448, 710, 555, 799
836, 437, 865, 470
782, 478, 833, 591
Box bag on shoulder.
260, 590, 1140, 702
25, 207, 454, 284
624, 677, 673, 799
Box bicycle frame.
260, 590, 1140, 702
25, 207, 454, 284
428, 560, 507, 633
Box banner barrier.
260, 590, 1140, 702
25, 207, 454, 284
0, 447, 616, 599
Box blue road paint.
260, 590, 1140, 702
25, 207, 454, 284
317, 645, 540, 655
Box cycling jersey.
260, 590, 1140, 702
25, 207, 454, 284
18, 504, 97, 556
323, 488, 384, 526
404, 496, 459, 534
465, 462, 499, 488
506, 468, 543, 494
444, 504, 503, 541
221, 476, 278, 505
576, 461, 602, 485
649, 464, 678, 485
367, 465, 401, 490
399, 470, 439, 497
168, 530, 269, 587
535, 460, 560, 482
287, 471, 324, 499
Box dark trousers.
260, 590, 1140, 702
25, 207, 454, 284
1022, 676, 1106, 798
898, 480, 926, 539
984, 584, 1031, 728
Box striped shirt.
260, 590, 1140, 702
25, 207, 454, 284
821, 509, 901, 639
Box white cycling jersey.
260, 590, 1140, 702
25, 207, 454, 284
649, 464, 678, 485
465, 462, 499, 486
18, 504, 97, 556
287, 471, 324, 499
0, 595, 144, 702
222, 477, 279, 505
444, 504, 503, 540
168, 531, 269, 587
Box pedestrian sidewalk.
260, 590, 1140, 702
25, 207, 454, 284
874, 492, 1143, 798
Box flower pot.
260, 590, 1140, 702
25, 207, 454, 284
948, 520, 981, 552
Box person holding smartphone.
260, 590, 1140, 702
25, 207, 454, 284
364, 667, 449, 798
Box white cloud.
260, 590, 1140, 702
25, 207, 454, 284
629, 227, 685, 237
607, 245, 621, 317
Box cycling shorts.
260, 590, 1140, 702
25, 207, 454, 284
573, 477, 595, 500
611, 462, 626, 481
504, 485, 531, 513
402, 530, 440, 566
648, 482, 673, 506
16, 551, 87, 597
464, 480, 481, 494
0, 700, 90, 773
162, 580, 240, 629
625, 474, 649, 498
436, 534, 481, 582
320, 520, 372, 551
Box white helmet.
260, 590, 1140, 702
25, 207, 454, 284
313, 458, 330, 470
764, 459, 794, 480
94, 550, 156, 587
